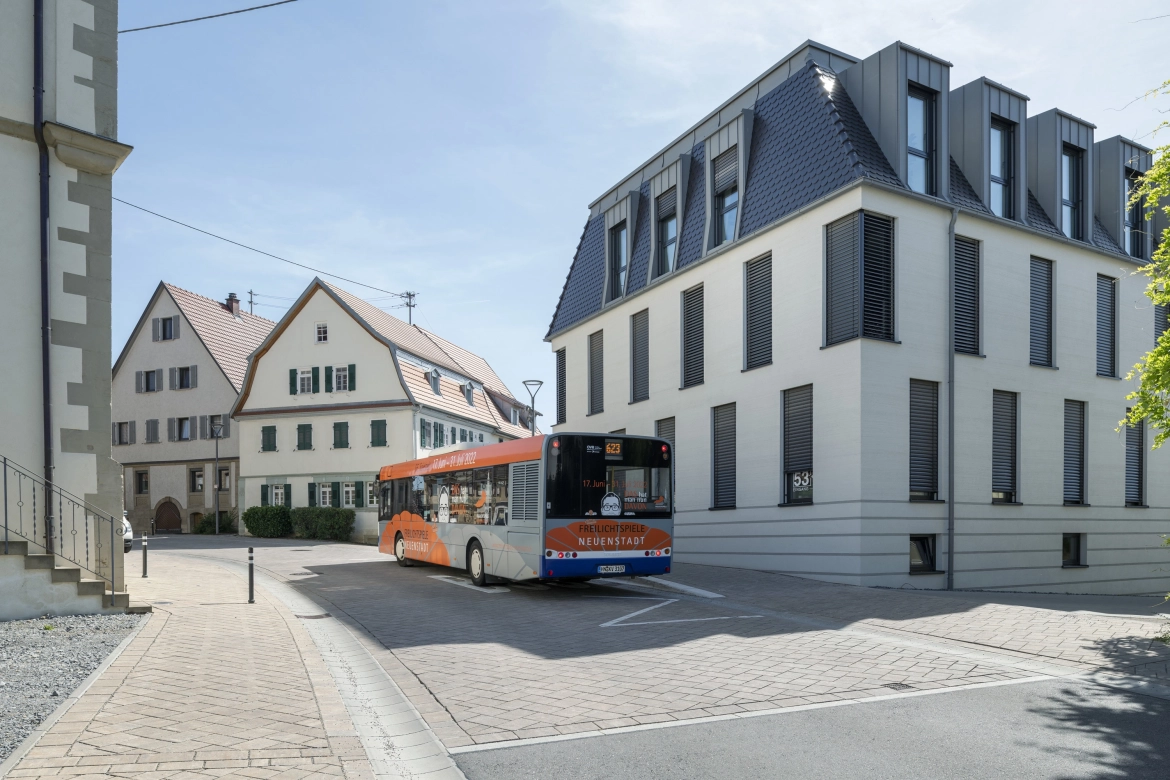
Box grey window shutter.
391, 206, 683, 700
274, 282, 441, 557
111, 422, 117, 445
745, 255, 772, 369
308, 483, 317, 507
167, 417, 177, 442
151, 318, 160, 341
1125, 415, 1144, 506
954, 236, 980, 355
712, 403, 736, 508
129, 420, 136, 445
783, 385, 813, 475
312, 366, 320, 394
657, 187, 676, 219
284, 484, 292, 508
189, 364, 197, 388
199, 415, 208, 440
348, 364, 356, 390
1029, 258, 1053, 366
222, 416, 230, 438
631, 310, 649, 403
331, 482, 341, 508
655, 417, 675, 448
712, 146, 737, 193
325, 365, 333, 393
992, 391, 1017, 497
135, 371, 143, 393
555, 348, 567, 425
1096, 275, 1116, 377
861, 213, 894, 341
1156, 304, 1168, 347
588, 331, 604, 415
151, 419, 160, 443
1063, 400, 1085, 504
290, 368, 298, 395
155, 369, 163, 390
681, 286, 704, 388
909, 380, 939, 498
169, 367, 177, 390
172, 315, 180, 339
261, 484, 269, 506
355, 481, 365, 509
826, 212, 860, 345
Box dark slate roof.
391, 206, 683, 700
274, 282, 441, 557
625, 181, 653, 295
1026, 191, 1061, 236
948, 158, 989, 214
675, 145, 707, 270
1092, 216, 1126, 256
546, 215, 604, 337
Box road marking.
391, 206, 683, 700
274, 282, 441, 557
619, 615, 764, 626
600, 599, 677, 626
448, 675, 1057, 754
640, 577, 725, 599
428, 575, 509, 593
600, 598, 762, 627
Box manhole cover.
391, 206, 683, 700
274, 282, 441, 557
882, 682, 913, 691
296, 614, 331, 620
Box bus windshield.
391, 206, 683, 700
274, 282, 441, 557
546, 435, 672, 519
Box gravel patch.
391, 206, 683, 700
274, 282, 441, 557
0, 613, 143, 762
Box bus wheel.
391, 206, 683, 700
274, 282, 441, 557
468, 540, 487, 587
394, 534, 412, 567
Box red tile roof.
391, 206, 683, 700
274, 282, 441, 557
165, 284, 275, 392
398, 360, 536, 438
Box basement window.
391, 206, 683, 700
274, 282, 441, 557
909, 535, 936, 573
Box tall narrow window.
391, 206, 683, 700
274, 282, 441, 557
608, 222, 628, 301
630, 309, 649, 403
1125, 413, 1144, 507
744, 255, 772, 369
1124, 170, 1144, 259
783, 385, 813, 504
333, 421, 349, 449
989, 120, 1013, 218
555, 348, 567, 425
370, 419, 387, 447
1061, 146, 1083, 240
1096, 275, 1117, 377
825, 211, 895, 345
681, 286, 704, 388
712, 403, 736, 508
992, 391, 1017, 503
655, 417, 675, 449
655, 188, 677, 277
954, 236, 980, 355
907, 87, 935, 195
1063, 400, 1085, 505
297, 423, 313, 451
1029, 258, 1053, 367
1156, 304, 1169, 348
712, 147, 738, 246
588, 331, 604, 415
909, 380, 939, 501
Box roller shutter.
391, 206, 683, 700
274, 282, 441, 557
712, 147, 737, 193
555, 348, 567, 425
1096, 275, 1116, 377
682, 286, 704, 388
861, 213, 895, 341
1029, 258, 1053, 366
909, 380, 939, 499
745, 255, 772, 369
656, 187, 676, 218
655, 417, 675, 448
783, 385, 813, 474
1156, 304, 1168, 347
631, 309, 649, 403
1125, 414, 1144, 506
826, 212, 860, 345
712, 403, 736, 508
588, 331, 604, 415
991, 391, 1017, 498
1063, 400, 1085, 504
954, 236, 980, 355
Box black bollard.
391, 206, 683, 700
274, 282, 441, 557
142, 534, 148, 578
248, 547, 254, 604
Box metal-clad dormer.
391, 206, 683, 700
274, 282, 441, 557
1094, 135, 1153, 260
1027, 109, 1095, 242
949, 77, 1028, 222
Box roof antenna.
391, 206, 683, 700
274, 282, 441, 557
403, 291, 417, 324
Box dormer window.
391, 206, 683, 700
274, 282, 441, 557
511, 407, 519, 426
907, 86, 935, 195
428, 368, 441, 394
1061, 145, 1083, 240
608, 222, 628, 300
1124, 169, 1144, 259
712, 147, 739, 246
315, 322, 328, 343
655, 188, 677, 277
462, 383, 475, 406
989, 120, 1013, 218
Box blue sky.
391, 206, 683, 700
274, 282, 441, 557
113, 0, 1168, 422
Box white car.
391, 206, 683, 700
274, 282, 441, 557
122, 512, 134, 553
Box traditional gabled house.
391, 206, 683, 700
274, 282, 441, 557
231, 278, 534, 544
112, 283, 275, 534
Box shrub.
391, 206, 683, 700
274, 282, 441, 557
193, 510, 239, 535
242, 505, 292, 538
290, 507, 355, 541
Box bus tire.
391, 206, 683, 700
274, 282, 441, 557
467, 540, 487, 587
394, 534, 413, 567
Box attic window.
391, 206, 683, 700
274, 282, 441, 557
462, 383, 475, 406
428, 368, 441, 394
1125, 170, 1144, 259
907, 86, 936, 195
316, 322, 328, 343
511, 407, 519, 426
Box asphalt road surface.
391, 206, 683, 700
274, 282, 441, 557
455, 678, 1169, 779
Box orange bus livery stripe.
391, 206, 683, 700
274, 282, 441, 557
378, 435, 546, 481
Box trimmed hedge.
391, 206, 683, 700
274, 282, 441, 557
194, 510, 238, 535
242, 505, 292, 538
291, 507, 355, 541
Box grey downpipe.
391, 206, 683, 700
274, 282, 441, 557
946, 206, 958, 590
34, 0, 54, 554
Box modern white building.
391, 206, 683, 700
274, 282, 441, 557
112, 283, 275, 534
232, 278, 534, 544
546, 39, 1170, 595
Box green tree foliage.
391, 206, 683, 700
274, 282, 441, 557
242, 505, 292, 537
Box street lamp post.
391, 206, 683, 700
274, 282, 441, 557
522, 380, 543, 438
211, 421, 223, 534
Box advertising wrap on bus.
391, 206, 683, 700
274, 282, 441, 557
376, 434, 673, 585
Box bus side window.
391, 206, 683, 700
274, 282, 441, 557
493, 465, 509, 526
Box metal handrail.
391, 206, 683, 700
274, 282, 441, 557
2, 455, 118, 594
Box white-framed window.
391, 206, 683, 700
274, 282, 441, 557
459, 428, 468, 443
478, 433, 484, 442
315, 322, 328, 343
367, 482, 379, 507
299, 368, 313, 394
178, 417, 192, 441
343, 482, 356, 508
272, 483, 285, 505
319, 482, 332, 507
334, 365, 349, 392
510, 408, 519, 425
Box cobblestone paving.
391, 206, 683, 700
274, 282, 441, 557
6, 555, 374, 780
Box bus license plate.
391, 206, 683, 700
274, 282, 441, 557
598, 565, 626, 574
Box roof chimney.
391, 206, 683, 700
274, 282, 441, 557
226, 292, 240, 317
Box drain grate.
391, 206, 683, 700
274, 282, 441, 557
882, 682, 913, 691
296, 613, 331, 620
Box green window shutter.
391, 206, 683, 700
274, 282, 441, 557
325, 366, 333, 393
311, 366, 320, 394
308, 482, 317, 507
261, 484, 269, 506
284, 484, 292, 508
261, 425, 275, 452
331, 482, 341, 508
355, 481, 364, 508
290, 369, 298, 395
372, 419, 386, 447
348, 364, 356, 391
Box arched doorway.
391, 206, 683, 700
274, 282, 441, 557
155, 500, 182, 533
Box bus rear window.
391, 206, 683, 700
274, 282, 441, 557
546, 436, 672, 519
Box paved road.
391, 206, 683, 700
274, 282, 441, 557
455, 678, 1169, 779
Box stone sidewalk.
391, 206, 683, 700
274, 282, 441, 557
1, 553, 459, 780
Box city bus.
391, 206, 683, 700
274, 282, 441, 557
377, 433, 673, 586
